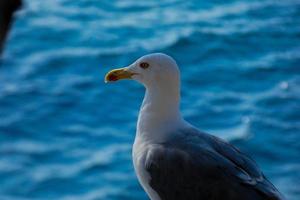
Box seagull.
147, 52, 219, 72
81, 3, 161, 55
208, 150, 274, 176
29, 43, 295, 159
105, 53, 285, 200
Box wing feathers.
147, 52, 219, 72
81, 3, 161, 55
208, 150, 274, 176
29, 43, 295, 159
144, 129, 284, 200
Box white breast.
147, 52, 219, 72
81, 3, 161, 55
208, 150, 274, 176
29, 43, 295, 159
133, 139, 161, 200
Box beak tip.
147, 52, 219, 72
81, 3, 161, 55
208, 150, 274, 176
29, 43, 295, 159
104, 78, 113, 83
104, 74, 113, 83
104, 77, 108, 83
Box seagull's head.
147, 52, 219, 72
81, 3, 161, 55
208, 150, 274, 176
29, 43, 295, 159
105, 53, 180, 89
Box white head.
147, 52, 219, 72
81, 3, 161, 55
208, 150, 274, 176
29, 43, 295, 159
105, 53, 180, 91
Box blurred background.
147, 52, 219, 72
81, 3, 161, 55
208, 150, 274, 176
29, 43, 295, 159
0, 0, 299, 199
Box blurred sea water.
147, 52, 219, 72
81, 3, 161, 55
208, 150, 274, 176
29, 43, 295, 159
0, 0, 300, 199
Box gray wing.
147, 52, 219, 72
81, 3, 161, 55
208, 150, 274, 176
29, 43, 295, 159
145, 128, 285, 200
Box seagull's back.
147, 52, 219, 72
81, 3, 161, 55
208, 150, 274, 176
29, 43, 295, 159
135, 127, 284, 200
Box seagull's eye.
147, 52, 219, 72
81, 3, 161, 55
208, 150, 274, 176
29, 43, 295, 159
139, 62, 150, 69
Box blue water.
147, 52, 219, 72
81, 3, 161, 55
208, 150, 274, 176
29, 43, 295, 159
0, 0, 299, 199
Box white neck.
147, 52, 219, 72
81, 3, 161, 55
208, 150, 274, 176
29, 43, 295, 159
136, 80, 185, 143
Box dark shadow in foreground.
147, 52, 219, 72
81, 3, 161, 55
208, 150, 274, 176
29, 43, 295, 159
0, 0, 22, 54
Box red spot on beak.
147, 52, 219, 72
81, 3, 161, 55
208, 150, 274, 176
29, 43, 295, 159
108, 74, 118, 81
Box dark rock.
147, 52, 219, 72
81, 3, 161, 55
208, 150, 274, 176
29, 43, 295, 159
0, 0, 22, 53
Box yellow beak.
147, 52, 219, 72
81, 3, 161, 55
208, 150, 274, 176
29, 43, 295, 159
104, 67, 137, 83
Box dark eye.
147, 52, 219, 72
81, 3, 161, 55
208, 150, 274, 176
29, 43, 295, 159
139, 62, 149, 69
